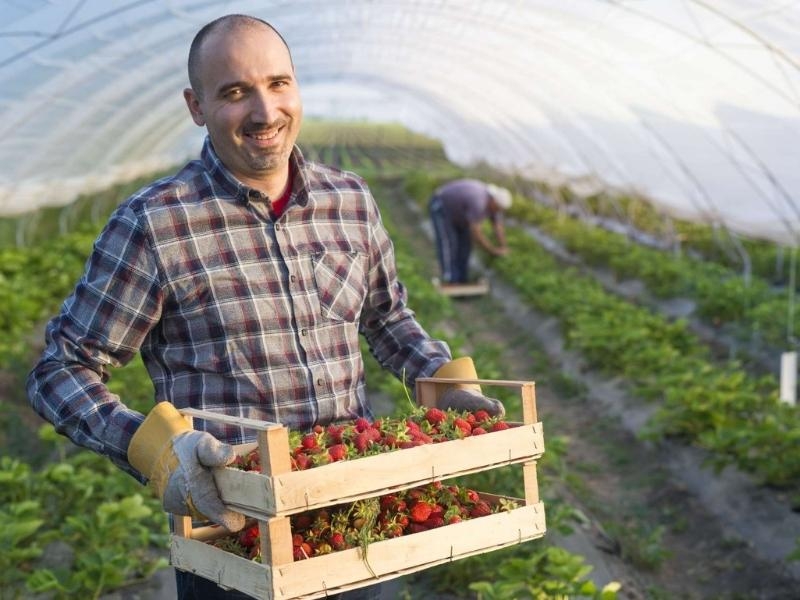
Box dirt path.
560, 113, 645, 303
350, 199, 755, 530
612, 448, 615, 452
382, 178, 799, 599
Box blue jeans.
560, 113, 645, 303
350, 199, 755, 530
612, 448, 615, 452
429, 194, 472, 284
175, 569, 382, 599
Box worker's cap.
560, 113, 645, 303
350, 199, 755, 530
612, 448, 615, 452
487, 184, 512, 210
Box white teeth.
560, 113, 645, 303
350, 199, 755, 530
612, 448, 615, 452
250, 130, 278, 141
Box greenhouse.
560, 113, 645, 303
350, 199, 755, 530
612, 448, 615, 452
2, 2, 800, 599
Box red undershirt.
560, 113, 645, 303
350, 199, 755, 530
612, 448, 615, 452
270, 163, 294, 218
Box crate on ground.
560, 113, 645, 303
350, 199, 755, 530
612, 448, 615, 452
432, 276, 490, 297
170, 377, 546, 600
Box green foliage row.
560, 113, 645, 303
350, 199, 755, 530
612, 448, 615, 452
490, 226, 800, 490
508, 193, 795, 351
560, 187, 788, 285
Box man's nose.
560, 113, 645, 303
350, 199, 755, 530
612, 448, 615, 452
249, 89, 273, 122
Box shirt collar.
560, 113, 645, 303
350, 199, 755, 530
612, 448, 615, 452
199, 136, 310, 207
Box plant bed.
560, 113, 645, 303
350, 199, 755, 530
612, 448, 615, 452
170, 377, 545, 599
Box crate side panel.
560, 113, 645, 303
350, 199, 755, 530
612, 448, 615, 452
272, 424, 544, 513
171, 536, 274, 599
276, 502, 546, 597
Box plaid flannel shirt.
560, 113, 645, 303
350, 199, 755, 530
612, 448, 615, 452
27, 138, 451, 480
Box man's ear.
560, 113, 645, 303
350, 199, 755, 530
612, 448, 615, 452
183, 88, 206, 126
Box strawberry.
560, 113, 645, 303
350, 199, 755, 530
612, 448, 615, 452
238, 525, 259, 548
453, 417, 472, 436
423, 516, 445, 529
300, 433, 319, 450
490, 421, 510, 432
407, 522, 429, 534
293, 512, 313, 530
326, 424, 345, 444
327, 443, 348, 461
354, 417, 372, 432
292, 453, 311, 470
329, 531, 347, 551
353, 431, 372, 453
471, 426, 488, 435
409, 501, 434, 523
469, 500, 493, 518
473, 409, 491, 423
424, 408, 447, 426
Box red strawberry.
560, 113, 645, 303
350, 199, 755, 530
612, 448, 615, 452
354, 417, 372, 432
292, 453, 311, 471
471, 426, 488, 435
293, 512, 313, 530
453, 417, 472, 436
380, 494, 398, 510
353, 431, 372, 453
239, 525, 259, 548
424, 408, 447, 426
410, 501, 434, 523
327, 443, 348, 462
474, 409, 491, 423
469, 501, 493, 518
300, 433, 319, 450
423, 516, 445, 529
329, 531, 346, 551
407, 522, 429, 534
490, 421, 510, 432
326, 424, 345, 444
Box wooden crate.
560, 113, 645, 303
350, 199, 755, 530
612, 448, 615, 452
171, 377, 545, 599
432, 276, 490, 297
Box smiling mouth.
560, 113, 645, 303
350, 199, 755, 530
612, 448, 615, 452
246, 128, 280, 142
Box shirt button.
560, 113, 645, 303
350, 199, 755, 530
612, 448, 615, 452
275, 223, 281, 231
317, 378, 324, 386
301, 328, 307, 336
290, 275, 296, 283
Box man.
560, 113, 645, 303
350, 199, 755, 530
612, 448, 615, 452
27, 14, 503, 600
429, 178, 512, 284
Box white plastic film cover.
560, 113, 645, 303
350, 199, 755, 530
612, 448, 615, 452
1, 0, 799, 244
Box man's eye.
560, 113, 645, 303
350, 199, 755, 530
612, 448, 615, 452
225, 89, 244, 100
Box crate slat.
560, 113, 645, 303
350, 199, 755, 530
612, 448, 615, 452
215, 422, 544, 518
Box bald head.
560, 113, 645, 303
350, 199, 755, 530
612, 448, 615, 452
188, 14, 293, 100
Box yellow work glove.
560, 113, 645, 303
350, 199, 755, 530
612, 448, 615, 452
128, 402, 245, 532
434, 357, 505, 417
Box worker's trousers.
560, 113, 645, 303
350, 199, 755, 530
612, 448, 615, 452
176, 570, 382, 599
429, 194, 472, 284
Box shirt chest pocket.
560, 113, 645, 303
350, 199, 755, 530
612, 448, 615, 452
311, 251, 367, 322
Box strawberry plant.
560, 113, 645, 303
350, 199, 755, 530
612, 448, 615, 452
232, 407, 514, 472
208, 481, 521, 562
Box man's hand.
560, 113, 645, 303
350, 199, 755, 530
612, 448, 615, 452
128, 402, 245, 532
432, 356, 505, 417
439, 387, 505, 417
161, 430, 245, 532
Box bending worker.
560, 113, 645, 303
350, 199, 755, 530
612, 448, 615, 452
27, 14, 504, 600
429, 178, 512, 284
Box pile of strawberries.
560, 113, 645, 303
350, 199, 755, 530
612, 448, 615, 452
231, 406, 512, 472
212, 480, 518, 562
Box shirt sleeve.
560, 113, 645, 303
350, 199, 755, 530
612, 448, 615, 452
358, 187, 452, 386
26, 202, 163, 480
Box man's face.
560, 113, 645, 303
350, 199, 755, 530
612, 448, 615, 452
184, 24, 302, 189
